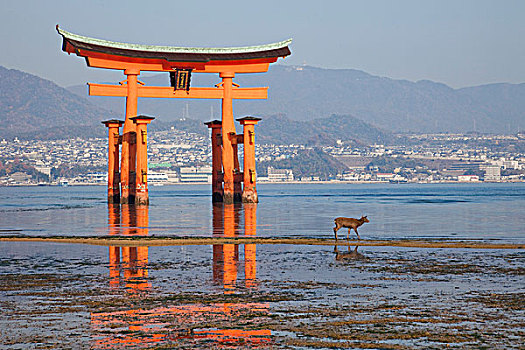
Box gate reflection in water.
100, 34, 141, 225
92, 203, 270, 348
107, 204, 150, 290
213, 203, 258, 290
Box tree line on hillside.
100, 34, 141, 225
0, 159, 49, 182
50, 165, 106, 179
256, 114, 395, 146
257, 148, 347, 180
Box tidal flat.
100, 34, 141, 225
1, 242, 523, 349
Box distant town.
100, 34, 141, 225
1, 127, 524, 186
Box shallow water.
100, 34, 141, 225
0, 183, 524, 242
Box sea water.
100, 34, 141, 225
0, 183, 523, 242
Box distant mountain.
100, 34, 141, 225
457, 83, 525, 134
0, 65, 394, 145
3, 64, 523, 142
0, 66, 111, 140
256, 114, 394, 146
142, 113, 393, 146
68, 65, 525, 134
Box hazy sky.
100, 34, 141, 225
1, 0, 524, 88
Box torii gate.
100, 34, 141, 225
56, 26, 291, 205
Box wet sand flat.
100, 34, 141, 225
1, 236, 523, 249
1, 242, 523, 349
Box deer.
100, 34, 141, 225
333, 216, 369, 240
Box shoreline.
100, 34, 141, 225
1, 236, 523, 249
2, 180, 525, 187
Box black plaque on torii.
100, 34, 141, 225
170, 68, 192, 92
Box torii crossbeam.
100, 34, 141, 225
57, 26, 291, 205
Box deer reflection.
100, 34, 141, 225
107, 203, 150, 291
212, 203, 258, 291
333, 244, 367, 261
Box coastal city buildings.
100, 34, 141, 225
0, 129, 524, 185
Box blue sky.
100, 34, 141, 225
1, 0, 524, 88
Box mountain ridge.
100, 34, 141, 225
0, 66, 110, 140
0, 65, 392, 145
1, 64, 524, 143
67, 64, 525, 134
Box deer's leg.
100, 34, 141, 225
347, 228, 351, 240
333, 225, 339, 241
354, 228, 360, 240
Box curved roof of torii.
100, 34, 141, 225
56, 26, 292, 64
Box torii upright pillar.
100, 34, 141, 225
121, 69, 140, 204
205, 120, 224, 202
237, 117, 261, 203
130, 115, 155, 206
102, 119, 124, 203
220, 72, 237, 204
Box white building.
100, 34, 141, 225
484, 166, 501, 181
503, 160, 519, 170
179, 166, 212, 183
164, 170, 180, 184
458, 175, 480, 182
376, 173, 395, 181
82, 172, 107, 183
34, 166, 52, 178
267, 167, 294, 182
147, 172, 169, 185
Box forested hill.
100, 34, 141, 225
256, 114, 395, 146
0, 66, 110, 140
3, 64, 523, 141
0, 66, 394, 145
68, 65, 525, 134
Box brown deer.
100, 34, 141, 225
333, 216, 369, 240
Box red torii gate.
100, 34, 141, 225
56, 26, 291, 205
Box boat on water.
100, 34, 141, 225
389, 179, 408, 184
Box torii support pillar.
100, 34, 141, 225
102, 119, 124, 203
130, 115, 154, 206
220, 72, 236, 204
237, 117, 261, 203
205, 120, 224, 203
121, 68, 140, 205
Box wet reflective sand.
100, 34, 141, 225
1, 197, 524, 349
1, 242, 523, 349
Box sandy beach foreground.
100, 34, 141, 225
1, 240, 523, 349
1, 236, 523, 250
